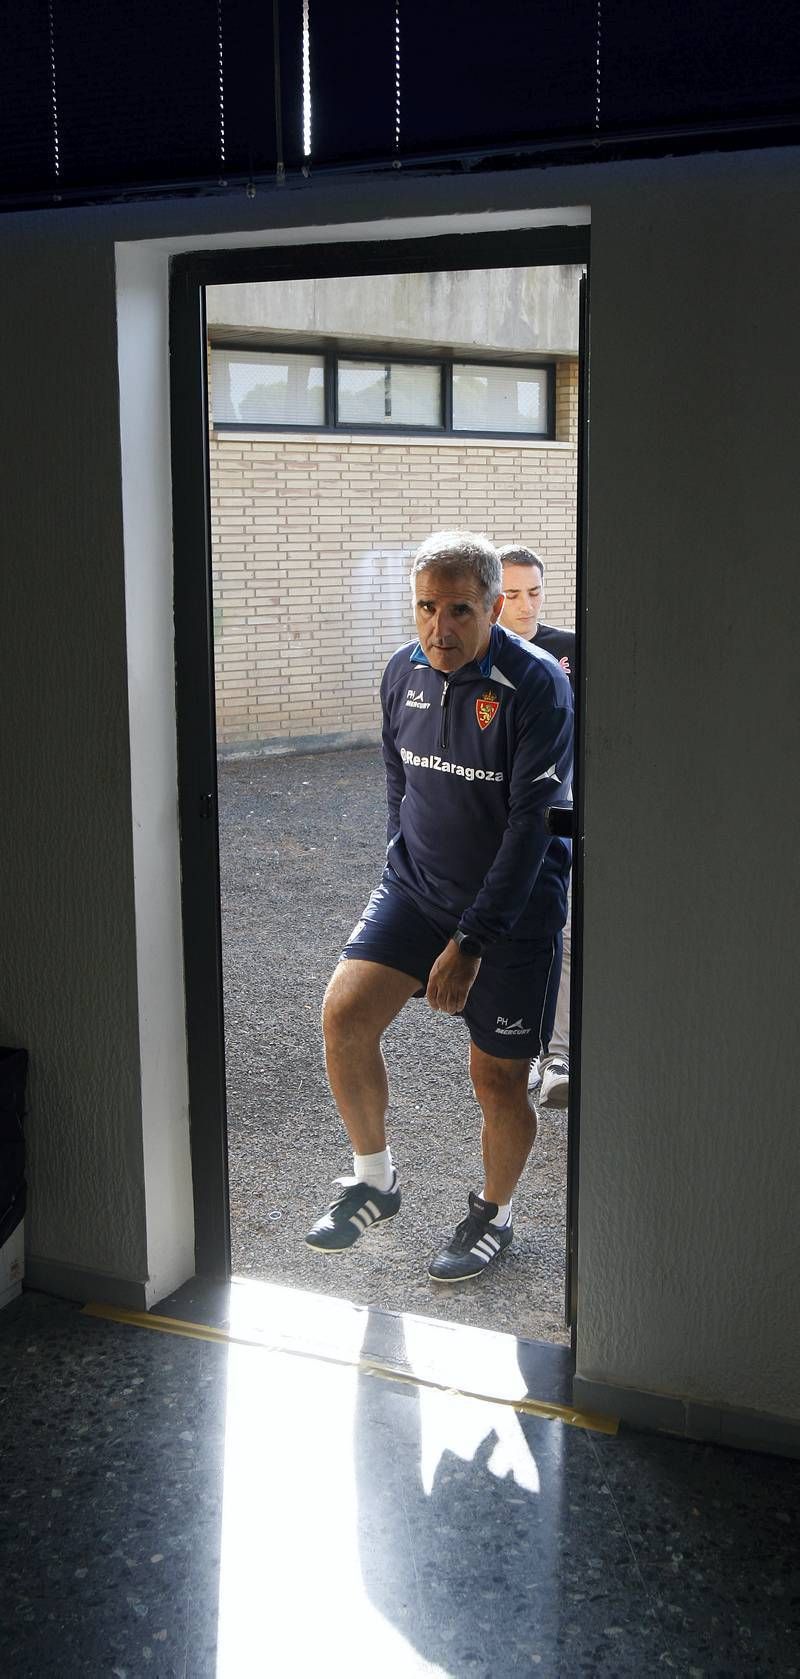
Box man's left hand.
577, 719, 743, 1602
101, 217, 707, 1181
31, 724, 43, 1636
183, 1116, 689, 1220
426, 941, 481, 1014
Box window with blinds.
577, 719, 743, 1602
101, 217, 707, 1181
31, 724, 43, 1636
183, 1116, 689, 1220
210, 349, 325, 426
452, 366, 549, 437
337, 360, 441, 428
211, 345, 554, 438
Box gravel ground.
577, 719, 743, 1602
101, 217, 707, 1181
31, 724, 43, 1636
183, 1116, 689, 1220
218, 745, 569, 1346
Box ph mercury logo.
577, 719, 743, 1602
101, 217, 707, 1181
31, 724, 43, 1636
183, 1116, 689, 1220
495, 1014, 529, 1036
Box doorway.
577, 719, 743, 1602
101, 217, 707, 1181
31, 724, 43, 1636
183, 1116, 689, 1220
170, 225, 589, 1348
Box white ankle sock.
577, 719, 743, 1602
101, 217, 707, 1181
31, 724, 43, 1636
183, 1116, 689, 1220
354, 1147, 394, 1192
482, 1194, 512, 1229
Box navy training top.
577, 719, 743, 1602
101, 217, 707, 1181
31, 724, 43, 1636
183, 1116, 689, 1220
380, 622, 573, 947
533, 622, 576, 694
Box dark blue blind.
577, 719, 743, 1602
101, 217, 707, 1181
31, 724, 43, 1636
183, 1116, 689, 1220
0, 1, 55, 194
399, 0, 597, 157
53, 1, 221, 189
0, 0, 798, 210
600, 0, 800, 134
306, 1, 399, 164
0, 0, 289, 200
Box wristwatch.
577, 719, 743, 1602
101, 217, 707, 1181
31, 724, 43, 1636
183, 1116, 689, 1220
452, 928, 484, 958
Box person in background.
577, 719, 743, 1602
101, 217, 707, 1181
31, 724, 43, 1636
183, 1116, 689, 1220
498, 545, 575, 1109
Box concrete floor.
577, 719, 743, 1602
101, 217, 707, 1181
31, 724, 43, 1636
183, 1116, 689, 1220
218, 746, 570, 1346
2, 1287, 799, 1677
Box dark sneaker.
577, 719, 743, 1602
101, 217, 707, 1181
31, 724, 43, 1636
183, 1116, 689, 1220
305, 1174, 401, 1252
428, 1192, 513, 1282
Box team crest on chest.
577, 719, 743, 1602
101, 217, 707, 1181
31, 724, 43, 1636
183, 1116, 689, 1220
476, 688, 500, 730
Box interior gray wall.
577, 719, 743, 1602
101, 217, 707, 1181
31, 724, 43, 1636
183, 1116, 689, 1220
0, 237, 147, 1282
579, 161, 800, 1418
1, 147, 798, 1421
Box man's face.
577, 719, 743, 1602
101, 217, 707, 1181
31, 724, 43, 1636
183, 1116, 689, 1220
499, 563, 544, 640
413, 566, 504, 674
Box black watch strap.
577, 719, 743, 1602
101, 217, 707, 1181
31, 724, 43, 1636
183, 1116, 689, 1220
453, 928, 484, 958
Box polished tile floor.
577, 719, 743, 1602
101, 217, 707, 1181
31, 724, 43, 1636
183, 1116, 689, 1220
1, 1288, 798, 1677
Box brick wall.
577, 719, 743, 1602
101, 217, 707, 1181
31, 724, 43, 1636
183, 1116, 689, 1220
209, 359, 578, 751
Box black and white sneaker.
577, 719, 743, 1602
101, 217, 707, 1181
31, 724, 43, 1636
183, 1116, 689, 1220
428, 1192, 513, 1282
539, 1058, 569, 1108
305, 1174, 401, 1252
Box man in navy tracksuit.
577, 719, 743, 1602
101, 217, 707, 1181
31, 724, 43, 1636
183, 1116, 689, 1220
306, 531, 573, 1281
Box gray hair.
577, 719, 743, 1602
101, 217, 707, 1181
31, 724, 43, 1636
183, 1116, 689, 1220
409, 529, 502, 606
497, 543, 545, 579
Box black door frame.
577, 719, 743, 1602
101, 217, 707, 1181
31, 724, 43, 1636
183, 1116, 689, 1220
169, 225, 591, 1318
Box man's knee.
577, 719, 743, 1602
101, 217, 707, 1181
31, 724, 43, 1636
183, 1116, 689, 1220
321, 963, 362, 1048
321, 959, 393, 1048
470, 1049, 530, 1111
323, 957, 419, 1054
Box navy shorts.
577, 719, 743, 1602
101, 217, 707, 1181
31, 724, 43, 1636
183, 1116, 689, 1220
341, 872, 561, 1061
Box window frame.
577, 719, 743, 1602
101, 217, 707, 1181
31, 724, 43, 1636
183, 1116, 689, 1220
209, 338, 557, 441
450, 358, 554, 440
208, 342, 329, 433
334, 351, 446, 433
172, 220, 590, 1314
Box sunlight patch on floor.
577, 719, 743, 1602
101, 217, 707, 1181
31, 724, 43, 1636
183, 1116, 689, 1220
215, 1334, 448, 1675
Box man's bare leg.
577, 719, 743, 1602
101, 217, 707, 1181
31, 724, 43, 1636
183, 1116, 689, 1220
468, 1043, 537, 1206
321, 958, 421, 1154
427, 1044, 533, 1282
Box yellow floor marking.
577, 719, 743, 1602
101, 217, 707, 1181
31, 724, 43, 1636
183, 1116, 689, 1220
83, 1302, 618, 1434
